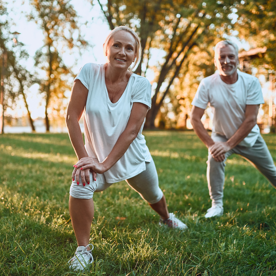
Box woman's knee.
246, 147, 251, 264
70, 181, 95, 199
69, 172, 110, 199
70, 173, 98, 199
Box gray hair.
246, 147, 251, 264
103, 26, 141, 71
215, 40, 239, 57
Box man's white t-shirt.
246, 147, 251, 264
75, 63, 152, 183
192, 70, 264, 147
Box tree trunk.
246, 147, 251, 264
45, 43, 53, 132
184, 114, 188, 129
0, 84, 4, 134
145, 108, 157, 129
11, 61, 36, 132
0, 54, 6, 134
21, 90, 35, 132
45, 106, 50, 132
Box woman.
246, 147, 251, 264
66, 26, 187, 271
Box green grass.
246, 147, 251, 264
0, 131, 276, 275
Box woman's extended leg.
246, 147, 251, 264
149, 195, 169, 220
126, 161, 168, 217
126, 161, 187, 229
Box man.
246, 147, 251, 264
191, 40, 276, 218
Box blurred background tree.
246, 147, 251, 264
28, 0, 89, 131
9, 42, 37, 132
96, 0, 236, 128
236, 0, 276, 71
235, 0, 276, 132
1, 0, 275, 132
0, 0, 35, 133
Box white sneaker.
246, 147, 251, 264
159, 213, 188, 230
68, 244, 94, 271
205, 206, 223, 218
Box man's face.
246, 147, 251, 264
214, 45, 239, 77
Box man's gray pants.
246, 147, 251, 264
207, 134, 276, 206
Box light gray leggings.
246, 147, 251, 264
207, 134, 276, 206
70, 161, 163, 204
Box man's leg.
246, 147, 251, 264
234, 135, 276, 187
205, 135, 234, 218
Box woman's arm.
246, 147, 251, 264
74, 102, 148, 173
66, 80, 96, 183
66, 80, 88, 159
102, 102, 149, 170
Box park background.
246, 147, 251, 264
0, 0, 275, 133
1, 0, 276, 275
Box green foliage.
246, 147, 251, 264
236, 0, 276, 71
97, 0, 236, 128
1, 132, 276, 275
0, 1, 36, 131
28, 0, 89, 131
0, 2, 15, 102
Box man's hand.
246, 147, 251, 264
209, 142, 231, 162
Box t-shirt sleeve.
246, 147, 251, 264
74, 63, 92, 90
132, 77, 152, 109
246, 77, 264, 105
192, 80, 209, 109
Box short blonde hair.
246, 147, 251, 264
103, 26, 141, 71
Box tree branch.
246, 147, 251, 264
156, 42, 197, 112
97, 0, 115, 29
144, 35, 153, 76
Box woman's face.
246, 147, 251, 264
105, 30, 137, 70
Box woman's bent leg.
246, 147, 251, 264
69, 196, 94, 246
68, 172, 110, 270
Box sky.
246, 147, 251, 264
6, 0, 110, 119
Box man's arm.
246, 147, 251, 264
210, 104, 260, 158
190, 106, 225, 162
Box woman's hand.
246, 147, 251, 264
74, 157, 107, 173
72, 157, 107, 185
72, 167, 94, 186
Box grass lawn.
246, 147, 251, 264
0, 131, 276, 275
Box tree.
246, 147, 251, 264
0, 1, 35, 133
29, 0, 88, 131
96, 0, 235, 128
235, 0, 276, 71
9, 43, 37, 132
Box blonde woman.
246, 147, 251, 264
66, 26, 187, 271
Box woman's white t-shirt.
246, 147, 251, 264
75, 63, 152, 183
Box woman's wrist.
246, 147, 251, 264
101, 160, 111, 172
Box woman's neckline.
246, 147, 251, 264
102, 64, 134, 104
